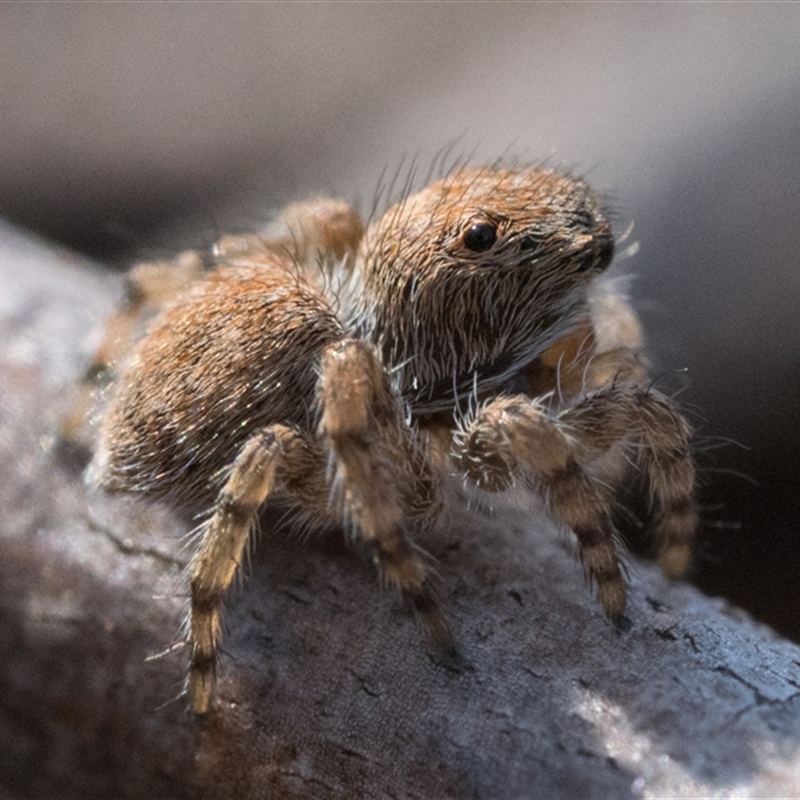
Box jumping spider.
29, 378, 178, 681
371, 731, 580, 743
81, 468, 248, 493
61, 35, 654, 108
71, 164, 696, 713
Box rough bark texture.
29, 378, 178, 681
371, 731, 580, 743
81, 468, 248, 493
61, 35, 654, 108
1, 222, 799, 799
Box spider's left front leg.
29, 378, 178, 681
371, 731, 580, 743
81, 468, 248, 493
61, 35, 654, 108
456, 380, 696, 628
456, 386, 640, 629
458, 386, 630, 630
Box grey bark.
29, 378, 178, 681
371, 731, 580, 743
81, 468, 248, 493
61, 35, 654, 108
1, 222, 799, 800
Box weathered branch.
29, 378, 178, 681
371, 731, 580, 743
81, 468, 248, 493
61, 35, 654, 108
1, 222, 799, 799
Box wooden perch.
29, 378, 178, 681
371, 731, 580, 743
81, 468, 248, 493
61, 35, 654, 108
1, 221, 799, 799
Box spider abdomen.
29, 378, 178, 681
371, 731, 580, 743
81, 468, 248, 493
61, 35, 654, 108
94, 259, 342, 507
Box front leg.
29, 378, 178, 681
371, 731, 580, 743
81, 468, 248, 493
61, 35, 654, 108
456, 371, 696, 630
456, 391, 633, 629
317, 339, 451, 650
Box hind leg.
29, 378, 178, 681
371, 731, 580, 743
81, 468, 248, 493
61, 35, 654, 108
60, 251, 207, 445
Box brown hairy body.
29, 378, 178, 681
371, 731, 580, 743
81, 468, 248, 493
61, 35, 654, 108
73, 165, 696, 713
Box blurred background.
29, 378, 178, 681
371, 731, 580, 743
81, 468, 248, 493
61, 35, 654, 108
1, 4, 798, 640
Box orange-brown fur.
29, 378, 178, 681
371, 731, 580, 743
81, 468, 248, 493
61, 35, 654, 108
72, 166, 696, 712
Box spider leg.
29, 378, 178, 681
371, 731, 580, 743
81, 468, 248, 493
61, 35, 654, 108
627, 391, 697, 577
187, 424, 326, 714
457, 379, 696, 625
318, 339, 451, 651
569, 380, 696, 579
60, 251, 206, 445
457, 389, 635, 626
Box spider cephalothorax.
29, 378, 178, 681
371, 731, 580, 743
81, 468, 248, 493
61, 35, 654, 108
353, 167, 615, 412
73, 164, 696, 713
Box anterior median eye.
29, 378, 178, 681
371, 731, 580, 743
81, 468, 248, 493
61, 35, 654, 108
462, 221, 497, 253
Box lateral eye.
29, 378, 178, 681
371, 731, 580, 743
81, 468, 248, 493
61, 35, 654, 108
517, 233, 545, 253
462, 221, 497, 253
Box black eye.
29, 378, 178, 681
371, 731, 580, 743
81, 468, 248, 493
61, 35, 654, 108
462, 221, 497, 253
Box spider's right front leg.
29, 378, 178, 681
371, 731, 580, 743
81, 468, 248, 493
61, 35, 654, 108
317, 339, 452, 651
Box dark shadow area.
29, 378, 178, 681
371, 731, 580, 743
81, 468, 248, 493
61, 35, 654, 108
0, 155, 300, 267
631, 83, 800, 643
0, 535, 201, 800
